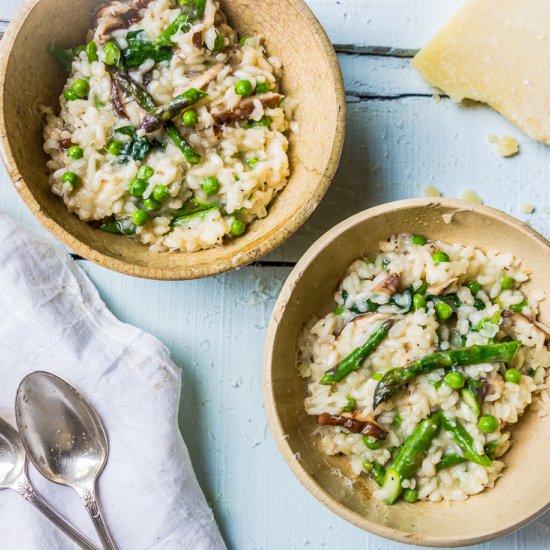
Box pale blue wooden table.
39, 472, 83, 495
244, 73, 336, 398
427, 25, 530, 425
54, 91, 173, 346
1, 1, 550, 548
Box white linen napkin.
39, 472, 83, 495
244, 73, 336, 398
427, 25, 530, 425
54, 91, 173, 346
0, 213, 226, 550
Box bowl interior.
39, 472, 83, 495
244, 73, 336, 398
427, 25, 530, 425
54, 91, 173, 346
0, 0, 343, 279
264, 199, 550, 546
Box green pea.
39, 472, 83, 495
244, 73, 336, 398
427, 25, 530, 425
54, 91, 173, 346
478, 415, 499, 433
72, 79, 89, 98
86, 41, 98, 62
417, 280, 428, 295
202, 176, 220, 195
66, 146, 83, 160
128, 178, 148, 197
255, 81, 270, 94
61, 171, 79, 187
504, 368, 522, 384
372, 372, 384, 382
230, 219, 246, 236
334, 306, 344, 315
103, 41, 121, 66
510, 299, 528, 312
64, 89, 79, 101
182, 109, 199, 127
444, 371, 465, 390
403, 488, 419, 503
392, 414, 403, 428
432, 250, 450, 264
501, 275, 514, 289
137, 165, 154, 181
239, 36, 248, 45
467, 281, 481, 295
412, 234, 427, 246
362, 460, 374, 472
235, 79, 253, 96
435, 301, 453, 320
363, 435, 382, 450
152, 184, 169, 202
142, 198, 160, 211
132, 209, 148, 226
474, 297, 485, 311
107, 140, 123, 156
413, 293, 426, 311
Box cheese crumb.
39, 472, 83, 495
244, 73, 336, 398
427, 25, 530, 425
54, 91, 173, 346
424, 184, 441, 197
462, 190, 483, 204
488, 134, 519, 157
520, 203, 535, 214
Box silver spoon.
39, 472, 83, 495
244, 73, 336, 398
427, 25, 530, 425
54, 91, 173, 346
15, 372, 117, 550
0, 416, 100, 550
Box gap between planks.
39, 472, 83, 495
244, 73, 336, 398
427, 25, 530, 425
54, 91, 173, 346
69, 253, 296, 268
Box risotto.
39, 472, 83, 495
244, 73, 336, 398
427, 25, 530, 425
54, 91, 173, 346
298, 234, 550, 504
43, 0, 291, 252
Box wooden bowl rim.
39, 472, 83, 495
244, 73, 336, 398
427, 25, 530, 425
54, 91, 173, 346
0, 0, 346, 280
262, 197, 550, 547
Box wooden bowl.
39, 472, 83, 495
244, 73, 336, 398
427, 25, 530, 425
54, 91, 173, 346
263, 198, 550, 547
0, 0, 345, 280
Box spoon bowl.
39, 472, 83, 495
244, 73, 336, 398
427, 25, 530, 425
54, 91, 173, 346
16, 371, 116, 550
0, 416, 100, 550
0, 417, 25, 488
16, 372, 108, 488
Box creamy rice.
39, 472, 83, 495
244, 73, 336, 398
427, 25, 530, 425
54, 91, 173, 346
299, 234, 550, 503
43, 0, 291, 252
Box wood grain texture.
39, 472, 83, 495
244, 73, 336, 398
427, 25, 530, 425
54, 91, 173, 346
2, 0, 550, 548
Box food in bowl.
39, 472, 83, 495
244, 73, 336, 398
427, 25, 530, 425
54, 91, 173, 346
298, 233, 550, 504
43, 0, 292, 252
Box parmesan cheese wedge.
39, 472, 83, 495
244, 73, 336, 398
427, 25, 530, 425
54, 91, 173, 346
413, 0, 550, 144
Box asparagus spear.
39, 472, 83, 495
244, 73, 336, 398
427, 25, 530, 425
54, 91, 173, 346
172, 205, 218, 227
377, 413, 441, 504
165, 122, 201, 164
439, 412, 492, 467
372, 462, 385, 486
50, 47, 73, 73
114, 71, 156, 113
373, 341, 521, 408
461, 378, 487, 417
140, 88, 207, 133
319, 319, 394, 385
436, 453, 467, 471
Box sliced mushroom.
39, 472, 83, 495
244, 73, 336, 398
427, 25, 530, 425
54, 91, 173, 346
95, 0, 154, 43
502, 310, 550, 340
426, 277, 459, 296
192, 31, 203, 49
58, 138, 74, 150
317, 413, 387, 439
173, 63, 224, 96
372, 272, 402, 296
111, 79, 129, 119
336, 312, 394, 338
211, 92, 283, 124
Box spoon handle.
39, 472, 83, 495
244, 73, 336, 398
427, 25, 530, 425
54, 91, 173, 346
17, 478, 101, 550
78, 486, 117, 550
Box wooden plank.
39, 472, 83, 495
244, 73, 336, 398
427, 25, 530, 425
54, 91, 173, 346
267, 96, 550, 261
341, 54, 434, 98
308, 0, 463, 52
79, 260, 550, 549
